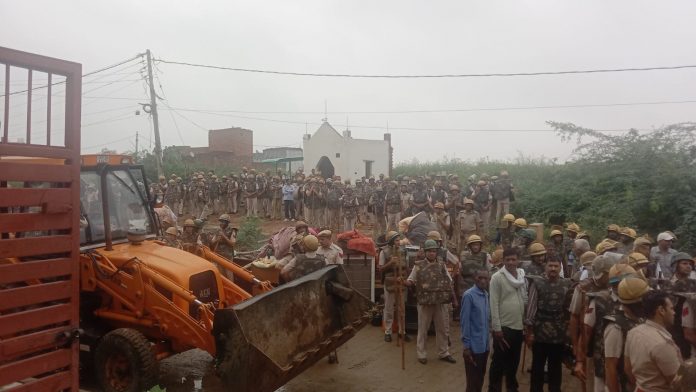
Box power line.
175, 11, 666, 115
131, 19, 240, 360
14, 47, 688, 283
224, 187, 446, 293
163, 99, 696, 116
156, 58, 696, 79
158, 106, 643, 133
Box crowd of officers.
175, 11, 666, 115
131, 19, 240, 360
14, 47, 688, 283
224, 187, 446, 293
148, 167, 514, 242
379, 217, 696, 392
150, 168, 696, 391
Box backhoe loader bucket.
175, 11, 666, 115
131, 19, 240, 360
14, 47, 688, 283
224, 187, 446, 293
212, 265, 374, 392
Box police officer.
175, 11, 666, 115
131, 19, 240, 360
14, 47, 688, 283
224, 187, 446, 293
524, 257, 572, 392
522, 242, 547, 277
625, 290, 683, 392
180, 218, 198, 251
604, 276, 649, 392
573, 254, 618, 391
163, 226, 182, 249
402, 240, 456, 365
211, 214, 236, 261
280, 235, 326, 282
384, 181, 402, 232
495, 213, 516, 249
378, 231, 410, 343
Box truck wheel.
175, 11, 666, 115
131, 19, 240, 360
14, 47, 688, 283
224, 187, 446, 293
95, 328, 158, 392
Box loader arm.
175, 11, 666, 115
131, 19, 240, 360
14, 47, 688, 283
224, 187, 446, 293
197, 245, 274, 297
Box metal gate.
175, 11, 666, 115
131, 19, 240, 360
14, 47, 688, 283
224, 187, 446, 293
0, 47, 82, 391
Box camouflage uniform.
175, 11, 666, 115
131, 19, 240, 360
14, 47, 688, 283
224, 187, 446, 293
325, 186, 342, 232
342, 192, 360, 232
525, 276, 572, 392
384, 188, 402, 232
522, 260, 546, 277
285, 253, 326, 281
407, 260, 453, 361
457, 252, 488, 299
213, 225, 236, 260
586, 290, 618, 382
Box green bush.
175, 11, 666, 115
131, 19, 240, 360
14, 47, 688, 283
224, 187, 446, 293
235, 216, 264, 252
395, 122, 696, 253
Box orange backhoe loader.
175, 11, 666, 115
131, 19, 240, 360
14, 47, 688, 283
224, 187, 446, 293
74, 160, 374, 392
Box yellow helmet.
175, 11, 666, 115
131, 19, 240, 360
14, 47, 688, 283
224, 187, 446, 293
566, 223, 580, 233
617, 277, 650, 304
466, 234, 482, 246
577, 231, 590, 240
607, 224, 621, 233
218, 214, 231, 222
528, 242, 547, 256
463, 198, 474, 205
427, 231, 443, 241
626, 252, 649, 268
303, 235, 319, 251
183, 219, 195, 228
549, 229, 563, 238
165, 227, 178, 236
608, 264, 636, 285
580, 251, 597, 266
620, 227, 637, 239
433, 202, 445, 209
633, 236, 652, 248
502, 214, 515, 223
596, 239, 619, 254
514, 218, 528, 228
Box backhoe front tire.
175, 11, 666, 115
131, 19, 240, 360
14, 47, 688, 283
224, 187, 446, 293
95, 328, 158, 392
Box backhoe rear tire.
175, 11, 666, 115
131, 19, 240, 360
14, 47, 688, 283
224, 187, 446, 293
95, 328, 158, 392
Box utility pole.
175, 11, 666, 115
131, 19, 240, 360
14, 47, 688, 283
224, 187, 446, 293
146, 49, 163, 177
134, 131, 139, 162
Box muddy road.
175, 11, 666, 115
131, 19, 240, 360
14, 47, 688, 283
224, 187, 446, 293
153, 325, 589, 392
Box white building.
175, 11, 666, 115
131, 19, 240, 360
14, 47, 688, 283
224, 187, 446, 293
302, 121, 392, 181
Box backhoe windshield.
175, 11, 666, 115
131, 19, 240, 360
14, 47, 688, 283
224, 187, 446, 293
80, 168, 154, 245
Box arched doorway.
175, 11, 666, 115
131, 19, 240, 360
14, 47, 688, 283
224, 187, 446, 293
316, 156, 335, 178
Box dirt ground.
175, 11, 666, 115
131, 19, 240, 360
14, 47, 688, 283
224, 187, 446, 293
154, 323, 590, 392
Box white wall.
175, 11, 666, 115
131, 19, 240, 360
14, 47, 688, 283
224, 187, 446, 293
302, 122, 390, 182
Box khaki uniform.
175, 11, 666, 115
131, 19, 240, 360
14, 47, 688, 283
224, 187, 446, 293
384, 189, 402, 232
456, 210, 481, 257
317, 243, 343, 265
407, 259, 452, 360
624, 320, 683, 392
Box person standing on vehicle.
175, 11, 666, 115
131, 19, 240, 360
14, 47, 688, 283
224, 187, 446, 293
402, 240, 457, 365
524, 258, 571, 392
488, 247, 527, 392
460, 269, 490, 392
316, 230, 343, 265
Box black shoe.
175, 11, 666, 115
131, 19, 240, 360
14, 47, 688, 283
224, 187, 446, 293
384, 334, 392, 342
439, 355, 456, 364
418, 358, 427, 365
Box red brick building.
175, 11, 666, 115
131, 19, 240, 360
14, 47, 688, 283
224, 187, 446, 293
168, 127, 253, 168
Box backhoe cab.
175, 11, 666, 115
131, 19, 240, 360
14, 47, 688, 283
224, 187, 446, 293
78, 162, 373, 392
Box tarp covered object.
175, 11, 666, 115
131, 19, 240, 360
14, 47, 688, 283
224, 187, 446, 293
271, 226, 298, 259
400, 211, 437, 247
337, 230, 377, 257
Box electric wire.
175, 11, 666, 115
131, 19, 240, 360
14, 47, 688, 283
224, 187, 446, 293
155, 58, 696, 79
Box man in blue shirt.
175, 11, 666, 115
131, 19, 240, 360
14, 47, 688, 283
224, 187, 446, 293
282, 179, 297, 221
460, 269, 491, 392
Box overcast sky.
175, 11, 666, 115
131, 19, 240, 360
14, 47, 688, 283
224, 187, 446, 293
2, 0, 695, 164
